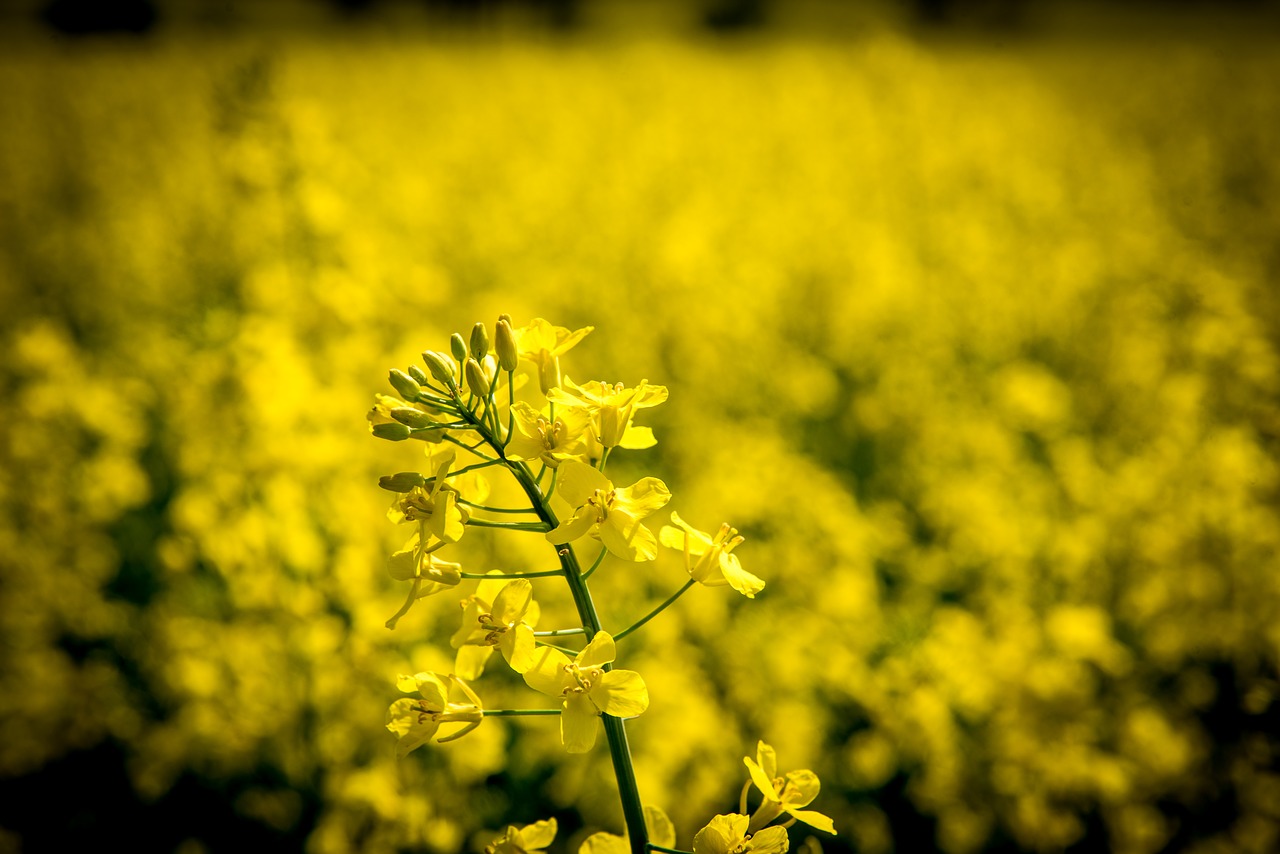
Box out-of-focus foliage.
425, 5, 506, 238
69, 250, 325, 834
2, 4, 1279, 852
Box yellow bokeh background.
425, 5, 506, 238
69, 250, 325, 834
2, 3, 1279, 852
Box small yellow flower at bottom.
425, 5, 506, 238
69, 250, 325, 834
486, 819, 558, 854
578, 805, 675, 854
693, 814, 788, 854
385, 671, 483, 758
523, 631, 648, 753
744, 742, 836, 835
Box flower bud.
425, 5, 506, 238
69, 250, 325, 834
390, 407, 436, 429
388, 369, 421, 401
407, 365, 430, 386
465, 358, 490, 398
495, 319, 519, 372
422, 351, 457, 387
538, 355, 561, 394
372, 422, 412, 441
379, 471, 427, 492
469, 322, 489, 359
450, 333, 468, 363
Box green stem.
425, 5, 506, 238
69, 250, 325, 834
536, 641, 580, 655
647, 846, 694, 854
614, 579, 696, 641
451, 459, 504, 477
481, 709, 561, 717
445, 434, 496, 460
505, 463, 649, 854
534, 628, 586, 637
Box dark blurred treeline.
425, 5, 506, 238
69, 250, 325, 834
32, 0, 1280, 35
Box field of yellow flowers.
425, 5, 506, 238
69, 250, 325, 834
2, 5, 1279, 852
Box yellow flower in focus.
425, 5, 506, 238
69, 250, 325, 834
486, 819, 558, 854
512, 317, 594, 394
693, 814, 788, 854
523, 631, 648, 753
384, 532, 463, 629
578, 805, 675, 854
387, 451, 466, 544
744, 742, 836, 835
548, 378, 668, 450
659, 512, 764, 598
547, 461, 670, 561
385, 671, 483, 758
450, 575, 541, 677
505, 402, 590, 468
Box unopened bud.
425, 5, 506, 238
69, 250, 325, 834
538, 355, 561, 394
450, 333, 468, 363
390, 407, 436, 429
495, 319, 519, 372
422, 351, 457, 387
372, 422, 412, 441
388, 369, 421, 401
407, 365, 429, 386
469, 322, 489, 359
465, 358, 490, 398
379, 471, 427, 492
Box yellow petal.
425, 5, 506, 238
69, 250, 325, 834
577, 631, 617, 668
781, 770, 821, 809
644, 805, 676, 849
599, 514, 657, 562
561, 693, 600, 753
721, 553, 766, 598
786, 808, 837, 835
519, 818, 558, 850
414, 672, 449, 709
454, 645, 492, 681
556, 460, 611, 508
547, 505, 599, 546
757, 740, 778, 780
618, 477, 671, 517
746, 826, 789, 854
693, 815, 749, 854
492, 579, 533, 624
502, 623, 537, 674
745, 757, 779, 803
523, 646, 573, 697
617, 424, 657, 450
592, 669, 649, 718
579, 833, 630, 854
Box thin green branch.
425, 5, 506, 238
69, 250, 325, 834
535, 641, 580, 655
580, 545, 607, 581
534, 628, 586, 637
464, 518, 549, 532
460, 569, 567, 579
614, 579, 697, 641
445, 434, 496, 459
451, 459, 504, 477
481, 708, 561, 717
457, 498, 539, 515
647, 846, 693, 854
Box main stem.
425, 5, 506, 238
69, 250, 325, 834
507, 458, 649, 854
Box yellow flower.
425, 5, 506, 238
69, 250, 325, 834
659, 512, 764, 598
384, 532, 463, 629
744, 742, 836, 835
505, 401, 590, 468
578, 806, 675, 854
548, 378, 668, 450
387, 451, 466, 544
693, 815, 788, 854
450, 575, 541, 677
512, 317, 594, 394
385, 671, 483, 757
547, 460, 670, 561
486, 819, 558, 854
523, 631, 648, 753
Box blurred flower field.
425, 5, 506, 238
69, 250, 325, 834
2, 5, 1280, 852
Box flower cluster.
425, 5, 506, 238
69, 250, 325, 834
370, 318, 829, 853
